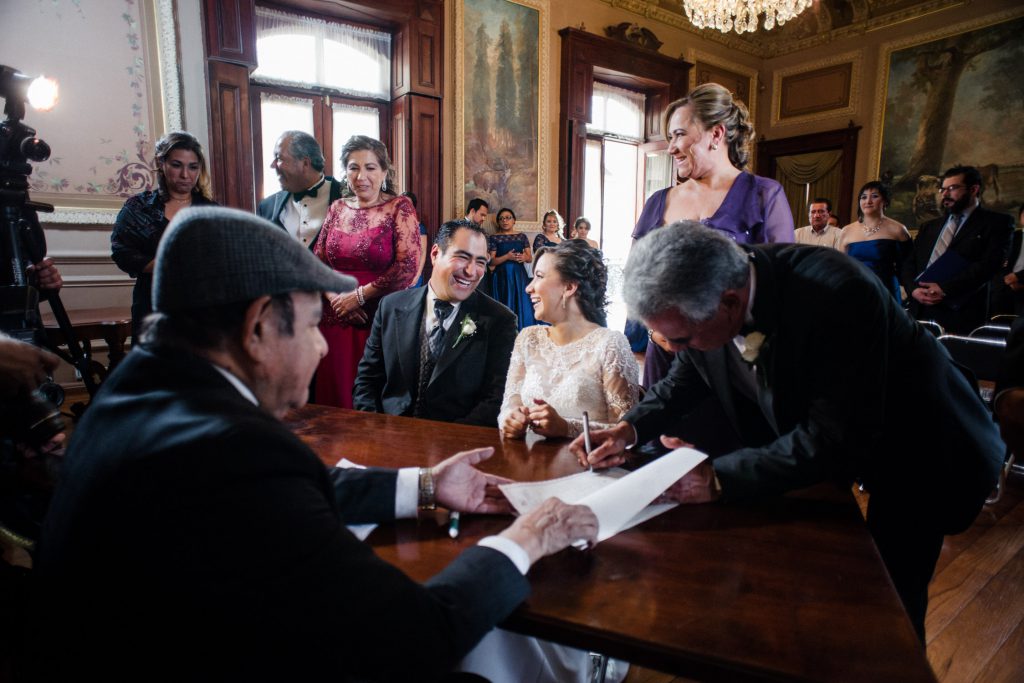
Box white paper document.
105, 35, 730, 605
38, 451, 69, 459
498, 448, 707, 546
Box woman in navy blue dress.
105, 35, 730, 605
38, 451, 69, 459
838, 180, 911, 304
488, 207, 535, 330
533, 209, 565, 252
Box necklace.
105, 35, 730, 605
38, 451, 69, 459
860, 219, 883, 236
168, 196, 191, 204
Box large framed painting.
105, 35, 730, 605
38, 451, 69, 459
455, 0, 549, 229
871, 9, 1024, 228
0, 0, 181, 224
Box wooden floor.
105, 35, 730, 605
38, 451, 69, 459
625, 471, 1024, 683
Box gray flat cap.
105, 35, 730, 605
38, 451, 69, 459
153, 206, 356, 312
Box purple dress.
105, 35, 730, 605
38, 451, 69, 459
632, 172, 795, 387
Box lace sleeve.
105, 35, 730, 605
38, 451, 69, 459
497, 329, 529, 427
368, 196, 422, 295
563, 330, 641, 438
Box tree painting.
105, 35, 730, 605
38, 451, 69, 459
463, 0, 540, 221
878, 15, 1024, 227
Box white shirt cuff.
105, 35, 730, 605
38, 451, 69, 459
477, 535, 531, 574
395, 467, 420, 519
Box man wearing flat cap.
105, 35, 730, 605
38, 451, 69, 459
34, 207, 596, 680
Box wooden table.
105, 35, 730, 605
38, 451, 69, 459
40, 306, 132, 375
289, 405, 936, 683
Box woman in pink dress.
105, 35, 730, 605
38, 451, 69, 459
313, 135, 421, 407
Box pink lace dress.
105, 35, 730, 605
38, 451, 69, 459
313, 194, 421, 408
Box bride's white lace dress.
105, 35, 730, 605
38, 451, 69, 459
457, 326, 639, 683
498, 326, 640, 436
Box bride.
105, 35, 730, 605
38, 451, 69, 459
499, 240, 639, 440
458, 240, 637, 683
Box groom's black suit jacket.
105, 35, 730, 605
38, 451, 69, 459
627, 243, 1003, 535
257, 176, 344, 251
900, 205, 1013, 333
353, 286, 517, 426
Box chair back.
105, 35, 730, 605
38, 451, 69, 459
917, 320, 945, 337
990, 314, 1018, 325
938, 334, 1006, 384
968, 325, 1011, 340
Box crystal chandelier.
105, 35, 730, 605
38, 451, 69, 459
681, 0, 813, 34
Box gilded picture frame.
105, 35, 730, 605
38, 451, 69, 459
455, 0, 549, 229
870, 8, 1024, 227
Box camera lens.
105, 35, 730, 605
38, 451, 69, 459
20, 135, 50, 162
36, 380, 64, 408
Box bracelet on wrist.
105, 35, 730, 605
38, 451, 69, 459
355, 286, 366, 307
418, 467, 436, 511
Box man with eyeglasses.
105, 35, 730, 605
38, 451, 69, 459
901, 165, 1014, 334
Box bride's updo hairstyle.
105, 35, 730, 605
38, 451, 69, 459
534, 240, 608, 327
663, 82, 755, 171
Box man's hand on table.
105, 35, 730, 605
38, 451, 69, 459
498, 497, 598, 564
568, 420, 636, 470
654, 435, 720, 504
433, 447, 515, 514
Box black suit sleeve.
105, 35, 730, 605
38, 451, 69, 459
623, 351, 715, 442
353, 301, 387, 413
901, 222, 935, 293
455, 306, 518, 426
207, 430, 529, 680
327, 466, 399, 522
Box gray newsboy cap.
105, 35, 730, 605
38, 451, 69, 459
153, 206, 356, 312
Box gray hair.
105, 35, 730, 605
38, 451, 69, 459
282, 131, 325, 172
624, 222, 750, 323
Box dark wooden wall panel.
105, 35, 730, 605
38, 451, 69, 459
204, 0, 257, 66
208, 61, 255, 210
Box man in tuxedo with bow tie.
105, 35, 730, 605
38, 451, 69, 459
354, 219, 517, 425
901, 165, 1013, 334
573, 223, 1004, 641
257, 130, 344, 250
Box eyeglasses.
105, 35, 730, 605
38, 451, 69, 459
939, 184, 966, 194
498, 215, 514, 221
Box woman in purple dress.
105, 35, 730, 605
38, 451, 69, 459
314, 135, 421, 408
631, 83, 795, 387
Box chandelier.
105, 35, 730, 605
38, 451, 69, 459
681, 0, 813, 34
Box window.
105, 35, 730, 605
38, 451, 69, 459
251, 6, 390, 200
583, 82, 645, 334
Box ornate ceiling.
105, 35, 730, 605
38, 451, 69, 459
597, 0, 966, 57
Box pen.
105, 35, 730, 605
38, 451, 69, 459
448, 511, 460, 539
582, 411, 593, 471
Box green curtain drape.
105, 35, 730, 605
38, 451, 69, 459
774, 150, 843, 227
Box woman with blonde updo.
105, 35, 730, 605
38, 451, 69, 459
631, 83, 794, 387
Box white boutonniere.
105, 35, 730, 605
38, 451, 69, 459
452, 314, 477, 348
740, 331, 766, 364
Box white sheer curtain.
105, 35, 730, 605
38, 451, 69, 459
253, 6, 390, 99
588, 82, 645, 141
331, 103, 381, 170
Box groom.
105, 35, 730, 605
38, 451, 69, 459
354, 220, 517, 426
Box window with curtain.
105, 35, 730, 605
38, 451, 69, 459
251, 6, 390, 202
588, 82, 645, 141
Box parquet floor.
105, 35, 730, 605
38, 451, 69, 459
625, 472, 1024, 683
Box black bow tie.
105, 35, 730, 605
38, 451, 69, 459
293, 179, 325, 202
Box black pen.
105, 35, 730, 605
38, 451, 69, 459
582, 411, 593, 472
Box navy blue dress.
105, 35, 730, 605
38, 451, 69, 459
488, 232, 535, 331
846, 239, 911, 305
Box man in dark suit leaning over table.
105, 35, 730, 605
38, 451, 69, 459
901, 165, 1013, 334
354, 219, 517, 426
34, 207, 596, 681
257, 130, 344, 250
572, 223, 1004, 642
